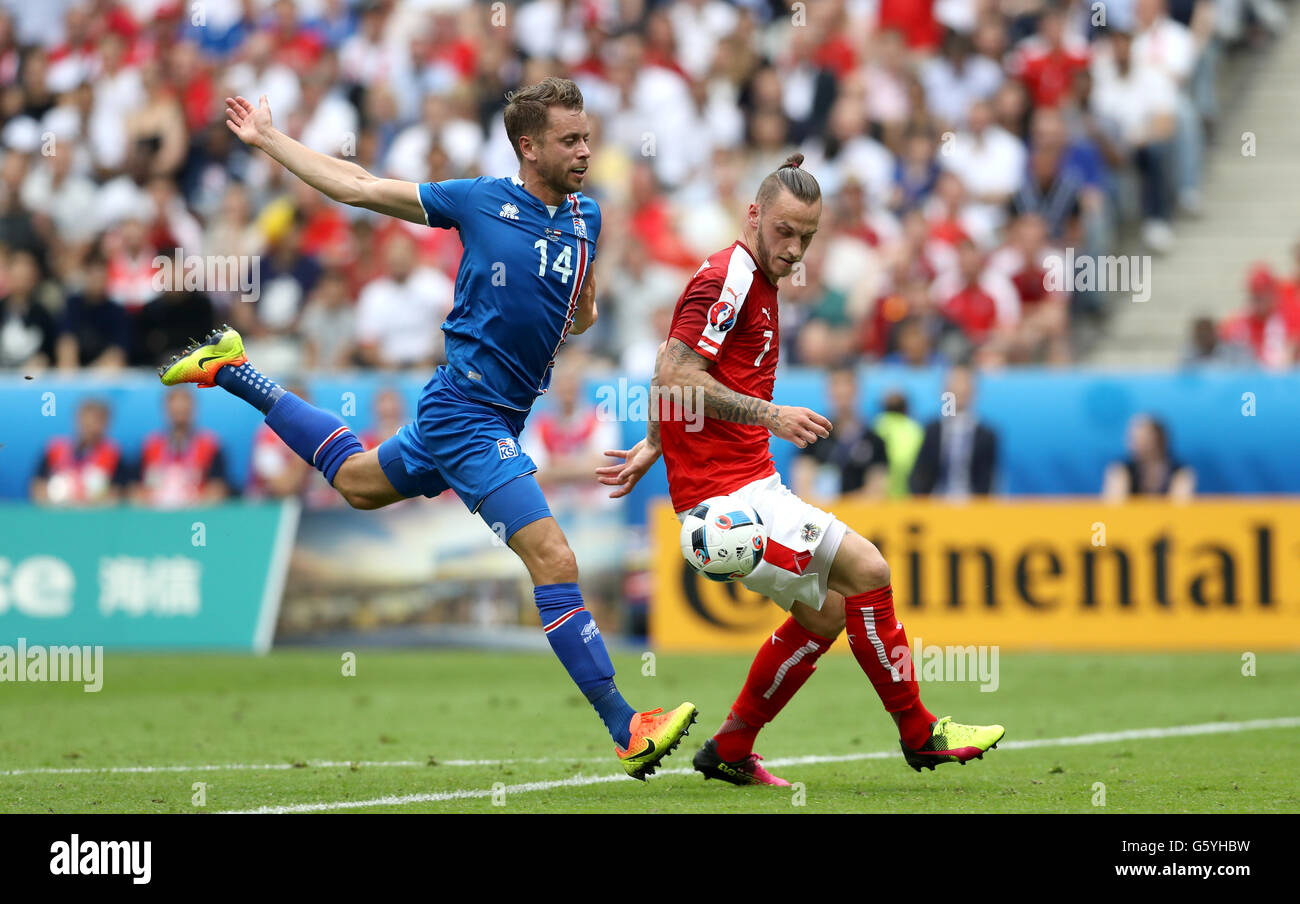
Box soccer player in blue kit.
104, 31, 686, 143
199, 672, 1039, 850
160, 78, 697, 779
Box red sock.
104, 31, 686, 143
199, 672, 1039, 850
714, 616, 834, 761
843, 585, 936, 749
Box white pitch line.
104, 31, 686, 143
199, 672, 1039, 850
218, 716, 1300, 815
7, 716, 1298, 782
0, 756, 593, 777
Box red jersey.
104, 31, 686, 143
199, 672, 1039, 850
942, 284, 1001, 341
661, 241, 779, 512
1009, 38, 1090, 108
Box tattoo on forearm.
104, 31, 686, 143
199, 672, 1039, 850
647, 361, 662, 447
664, 340, 777, 429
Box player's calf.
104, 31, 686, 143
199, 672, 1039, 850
158, 326, 367, 497
508, 518, 580, 585
494, 498, 694, 770
831, 532, 938, 749
792, 592, 845, 639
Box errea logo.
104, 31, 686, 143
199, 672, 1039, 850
580, 620, 600, 644
499, 203, 519, 220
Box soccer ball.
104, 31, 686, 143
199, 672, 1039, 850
679, 495, 767, 582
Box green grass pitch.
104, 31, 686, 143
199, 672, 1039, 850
3, 650, 1298, 814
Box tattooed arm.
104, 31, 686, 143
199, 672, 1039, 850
658, 338, 831, 448
595, 337, 834, 497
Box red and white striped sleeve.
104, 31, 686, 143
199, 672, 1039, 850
669, 247, 757, 361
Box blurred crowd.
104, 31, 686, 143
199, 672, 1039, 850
31, 386, 405, 506
1184, 242, 1300, 369
35, 358, 1195, 508
0, 0, 1290, 380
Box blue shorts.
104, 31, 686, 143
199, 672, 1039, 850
379, 366, 539, 513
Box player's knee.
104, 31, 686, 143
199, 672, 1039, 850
533, 535, 579, 583
847, 548, 891, 593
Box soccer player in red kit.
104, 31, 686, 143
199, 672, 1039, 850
598, 155, 1005, 785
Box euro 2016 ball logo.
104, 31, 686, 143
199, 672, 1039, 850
680, 495, 767, 583
708, 299, 737, 332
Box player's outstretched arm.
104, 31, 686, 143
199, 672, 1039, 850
224, 95, 426, 225
659, 338, 831, 448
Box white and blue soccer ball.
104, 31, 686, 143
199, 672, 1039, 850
680, 495, 767, 582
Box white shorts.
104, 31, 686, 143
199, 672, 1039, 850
677, 473, 848, 612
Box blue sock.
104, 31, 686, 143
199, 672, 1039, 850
214, 360, 284, 415
535, 583, 636, 747
263, 391, 364, 485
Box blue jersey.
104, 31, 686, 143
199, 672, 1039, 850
418, 175, 600, 412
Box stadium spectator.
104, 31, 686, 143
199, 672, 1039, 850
872, 390, 925, 499
1103, 413, 1196, 500
910, 365, 999, 498
1011, 107, 1104, 249
525, 363, 619, 507
360, 386, 408, 450
1006, 2, 1090, 109
606, 237, 686, 377
1089, 25, 1178, 253
891, 127, 940, 214
1218, 263, 1299, 368
355, 232, 453, 370
57, 251, 129, 370
133, 388, 230, 508
124, 59, 188, 179
385, 91, 483, 184
800, 95, 893, 205
0, 0, 1270, 387
938, 99, 1025, 242
1132, 0, 1205, 216
236, 215, 322, 347
201, 182, 264, 289
104, 215, 161, 311
883, 314, 948, 366
133, 287, 216, 368
791, 366, 889, 501
919, 30, 1003, 130
299, 269, 358, 370
860, 28, 913, 146
931, 237, 1020, 366
0, 153, 45, 265
986, 212, 1071, 363
0, 248, 56, 370
30, 397, 130, 506
18, 133, 99, 248
1182, 315, 1253, 367
1275, 238, 1300, 321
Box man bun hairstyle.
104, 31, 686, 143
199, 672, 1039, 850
503, 76, 585, 162
756, 153, 821, 208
